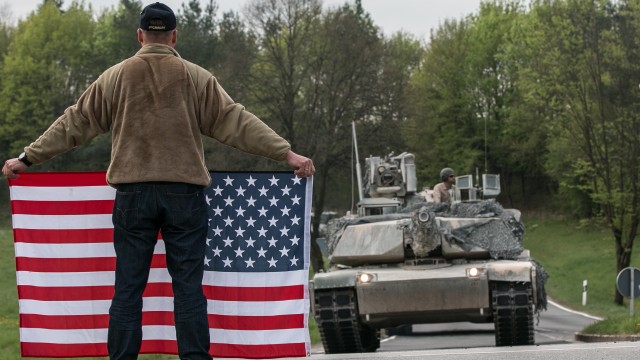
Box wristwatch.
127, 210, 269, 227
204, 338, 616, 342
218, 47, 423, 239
18, 152, 32, 167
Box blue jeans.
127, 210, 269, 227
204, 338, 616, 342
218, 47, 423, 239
108, 182, 211, 360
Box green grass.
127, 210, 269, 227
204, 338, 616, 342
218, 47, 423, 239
581, 314, 640, 335
523, 215, 640, 333
0, 229, 19, 356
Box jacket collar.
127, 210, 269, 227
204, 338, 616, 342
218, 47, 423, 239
136, 44, 181, 58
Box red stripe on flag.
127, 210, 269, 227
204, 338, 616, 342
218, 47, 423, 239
211, 343, 308, 359
20, 340, 180, 358
20, 314, 110, 329
18, 285, 115, 301
17, 281, 176, 301
16, 254, 166, 272
11, 200, 114, 215
20, 313, 303, 331
203, 285, 304, 301
21, 342, 108, 358
17, 283, 304, 303
17, 257, 116, 272
13, 228, 114, 243
20, 312, 177, 329
8, 171, 109, 187
20, 341, 308, 358
209, 314, 304, 330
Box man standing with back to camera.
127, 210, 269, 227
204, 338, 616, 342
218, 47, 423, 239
2, 2, 315, 359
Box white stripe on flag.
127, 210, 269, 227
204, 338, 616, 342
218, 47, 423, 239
204, 269, 308, 287
17, 268, 308, 287
16, 268, 172, 287
16, 268, 305, 288
209, 299, 307, 316
19, 326, 307, 345
20, 327, 109, 344
20, 299, 112, 315
15, 242, 116, 258
14, 241, 166, 258
10, 186, 115, 201
19, 297, 307, 317
211, 328, 308, 345
17, 271, 116, 287
12, 214, 113, 230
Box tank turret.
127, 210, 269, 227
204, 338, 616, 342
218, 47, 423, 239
311, 147, 548, 354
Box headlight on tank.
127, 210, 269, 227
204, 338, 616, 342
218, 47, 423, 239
466, 267, 486, 278
357, 272, 376, 284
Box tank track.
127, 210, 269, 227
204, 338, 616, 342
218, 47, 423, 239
313, 288, 380, 354
491, 281, 535, 346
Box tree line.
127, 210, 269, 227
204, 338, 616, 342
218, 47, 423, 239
1, 0, 639, 304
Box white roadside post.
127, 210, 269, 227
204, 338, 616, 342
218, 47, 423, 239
631, 270, 635, 317
582, 280, 588, 306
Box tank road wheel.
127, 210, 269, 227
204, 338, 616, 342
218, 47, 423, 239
313, 288, 380, 354
491, 281, 534, 346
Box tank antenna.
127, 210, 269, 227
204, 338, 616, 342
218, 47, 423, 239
352, 121, 364, 202
484, 117, 488, 174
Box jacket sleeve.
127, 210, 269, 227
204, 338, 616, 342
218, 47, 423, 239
24, 77, 112, 164
198, 76, 291, 162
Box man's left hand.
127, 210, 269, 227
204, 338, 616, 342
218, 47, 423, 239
286, 150, 315, 178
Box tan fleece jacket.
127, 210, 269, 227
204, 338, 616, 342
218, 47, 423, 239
24, 44, 291, 186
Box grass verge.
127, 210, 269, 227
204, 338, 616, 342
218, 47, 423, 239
522, 214, 640, 333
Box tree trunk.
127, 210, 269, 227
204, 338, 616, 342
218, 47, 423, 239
614, 230, 631, 306
309, 233, 325, 274
309, 163, 331, 274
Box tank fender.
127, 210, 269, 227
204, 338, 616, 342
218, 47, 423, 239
312, 269, 359, 290
486, 261, 534, 283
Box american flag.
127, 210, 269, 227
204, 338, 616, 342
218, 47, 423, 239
8, 171, 312, 358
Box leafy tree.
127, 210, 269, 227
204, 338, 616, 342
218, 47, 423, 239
0, 0, 99, 167
93, 0, 142, 69
198, 8, 265, 174
0, 4, 12, 58
496, 1, 557, 208
406, 1, 552, 207
215, 10, 258, 99
176, 0, 219, 70
375, 32, 423, 152
243, 0, 417, 272
525, 0, 640, 305
406, 17, 480, 188
304, 2, 385, 264
243, 0, 325, 271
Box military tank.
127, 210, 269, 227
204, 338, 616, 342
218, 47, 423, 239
310, 151, 548, 354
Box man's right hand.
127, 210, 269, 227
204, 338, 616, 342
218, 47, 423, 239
286, 150, 315, 178
2, 158, 28, 180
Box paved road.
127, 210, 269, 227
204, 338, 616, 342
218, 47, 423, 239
302, 300, 617, 359
378, 300, 600, 351
307, 342, 640, 360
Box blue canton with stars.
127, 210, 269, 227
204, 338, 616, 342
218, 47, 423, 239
204, 172, 309, 272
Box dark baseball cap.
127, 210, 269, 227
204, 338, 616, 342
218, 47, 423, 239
140, 2, 176, 31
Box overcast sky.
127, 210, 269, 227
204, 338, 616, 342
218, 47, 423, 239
2, 0, 483, 41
